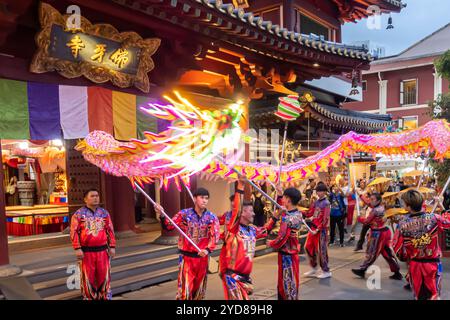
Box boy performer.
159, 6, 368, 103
395, 189, 450, 300
267, 187, 303, 300
220, 181, 279, 300
155, 188, 220, 300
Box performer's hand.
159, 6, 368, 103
109, 248, 116, 259
75, 249, 84, 260
198, 249, 209, 257
273, 208, 282, 219
276, 184, 283, 195
310, 229, 318, 235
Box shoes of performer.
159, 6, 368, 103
316, 271, 332, 279
351, 268, 366, 278
354, 246, 363, 252
304, 268, 319, 277
389, 272, 403, 280
339, 243, 345, 247
404, 283, 412, 291
328, 242, 334, 247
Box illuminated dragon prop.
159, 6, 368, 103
76, 92, 450, 189
75, 91, 245, 189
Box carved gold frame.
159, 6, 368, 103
30, 2, 161, 93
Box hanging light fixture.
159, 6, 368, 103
349, 70, 360, 95
386, 14, 394, 29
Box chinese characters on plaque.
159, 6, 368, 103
30, 3, 160, 92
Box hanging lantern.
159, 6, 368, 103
387, 15, 394, 29
349, 70, 360, 95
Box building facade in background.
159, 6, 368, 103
344, 23, 450, 129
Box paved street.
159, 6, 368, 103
117, 244, 450, 300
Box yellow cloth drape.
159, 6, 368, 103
112, 91, 137, 141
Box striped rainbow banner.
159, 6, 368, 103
0, 78, 161, 141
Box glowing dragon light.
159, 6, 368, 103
75, 91, 245, 189
77, 89, 450, 188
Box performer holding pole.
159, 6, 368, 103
152, 185, 220, 300
351, 192, 402, 280
220, 180, 280, 300
135, 183, 202, 253
267, 186, 304, 300
395, 188, 450, 300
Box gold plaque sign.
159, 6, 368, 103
30, 3, 161, 93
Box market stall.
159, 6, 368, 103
6, 206, 69, 237
2, 139, 69, 237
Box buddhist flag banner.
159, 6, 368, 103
136, 96, 157, 140
112, 91, 137, 141
0, 78, 159, 141
59, 85, 89, 139
27, 82, 61, 140
88, 87, 114, 135
0, 79, 30, 139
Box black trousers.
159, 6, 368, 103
356, 224, 370, 249
330, 215, 345, 244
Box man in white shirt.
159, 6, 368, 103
338, 177, 351, 232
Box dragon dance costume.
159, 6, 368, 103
356, 204, 400, 273
219, 191, 278, 300
394, 212, 450, 300
304, 197, 331, 273
70, 206, 116, 300
267, 198, 303, 300
161, 207, 220, 300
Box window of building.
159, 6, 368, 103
400, 79, 417, 105
402, 116, 418, 130
362, 80, 367, 91
294, 10, 335, 41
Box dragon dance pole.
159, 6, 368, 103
277, 121, 289, 188
416, 156, 429, 190
216, 155, 314, 233
431, 174, 450, 214
350, 155, 361, 218
134, 182, 202, 253
181, 179, 195, 203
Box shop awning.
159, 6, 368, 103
376, 156, 417, 171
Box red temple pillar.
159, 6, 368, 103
154, 181, 181, 244
102, 174, 136, 235
0, 142, 21, 277
0, 142, 9, 266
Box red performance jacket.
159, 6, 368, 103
70, 206, 116, 250
304, 197, 330, 232
161, 207, 220, 254
394, 212, 450, 261
358, 205, 387, 229
268, 204, 303, 255
220, 191, 277, 275
219, 210, 232, 241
